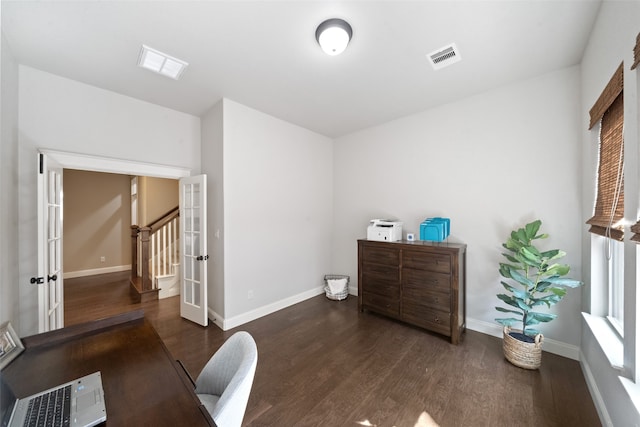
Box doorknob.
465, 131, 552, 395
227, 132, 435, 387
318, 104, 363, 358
30, 276, 45, 284
196, 255, 209, 261
48, 274, 58, 282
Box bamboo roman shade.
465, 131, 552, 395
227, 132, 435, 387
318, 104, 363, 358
632, 32, 640, 70
631, 222, 640, 243
586, 64, 624, 241
589, 63, 623, 130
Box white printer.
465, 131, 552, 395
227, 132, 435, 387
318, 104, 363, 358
367, 219, 403, 242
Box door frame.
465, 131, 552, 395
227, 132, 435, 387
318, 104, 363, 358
37, 149, 193, 328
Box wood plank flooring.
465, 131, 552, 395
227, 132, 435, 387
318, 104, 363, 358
64, 272, 601, 427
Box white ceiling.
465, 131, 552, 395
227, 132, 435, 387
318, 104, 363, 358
1, 0, 602, 138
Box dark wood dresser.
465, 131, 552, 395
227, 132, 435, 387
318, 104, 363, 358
357, 239, 467, 344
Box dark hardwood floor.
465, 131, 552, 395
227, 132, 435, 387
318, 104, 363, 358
64, 272, 601, 427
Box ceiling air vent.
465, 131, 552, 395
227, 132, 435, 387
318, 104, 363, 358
427, 43, 461, 70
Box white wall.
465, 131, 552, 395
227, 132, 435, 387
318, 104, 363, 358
222, 99, 333, 324
334, 66, 583, 349
17, 66, 201, 336
580, 1, 640, 425
0, 29, 20, 329
201, 100, 225, 320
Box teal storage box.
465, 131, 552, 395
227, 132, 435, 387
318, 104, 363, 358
419, 217, 450, 242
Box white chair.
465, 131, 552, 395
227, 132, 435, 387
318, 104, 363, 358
195, 331, 258, 427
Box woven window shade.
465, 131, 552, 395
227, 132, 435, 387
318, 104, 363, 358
586, 92, 624, 241
632, 32, 640, 70
589, 63, 623, 130
631, 221, 640, 242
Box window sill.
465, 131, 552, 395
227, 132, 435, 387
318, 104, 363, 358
582, 312, 624, 370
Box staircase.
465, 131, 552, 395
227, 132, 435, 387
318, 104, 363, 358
130, 207, 180, 302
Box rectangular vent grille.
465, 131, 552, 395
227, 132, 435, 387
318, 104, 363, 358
427, 43, 461, 70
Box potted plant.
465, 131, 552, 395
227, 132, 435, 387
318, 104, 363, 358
495, 219, 582, 369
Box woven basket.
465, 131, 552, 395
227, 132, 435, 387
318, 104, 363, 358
502, 326, 543, 369
323, 275, 350, 301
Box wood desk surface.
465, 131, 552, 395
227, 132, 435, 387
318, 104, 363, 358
2, 310, 215, 427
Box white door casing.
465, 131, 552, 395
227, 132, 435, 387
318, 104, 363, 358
179, 175, 208, 326
36, 152, 64, 332
34, 150, 193, 333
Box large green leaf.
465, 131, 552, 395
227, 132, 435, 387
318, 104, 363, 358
502, 253, 521, 264
523, 327, 542, 336
545, 263, 571, 277
524, 220, 541, 240
499, 264, 516, 279
531, 294, 562, 307
501, 282, 529, 300
509, 268, 534, 288
517, 252, 541, 269
497, 294, 520, 309
535, 281, 553, 292
548, 287, 568, 297
546, 277, 583, 288
527, 311, 557, 323
516, 298, 531, 312
496, 318, 521, 327
541, 249, 565, 261
514, 228, 528, 245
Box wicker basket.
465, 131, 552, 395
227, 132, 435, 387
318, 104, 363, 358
323, 275, 350, 301
502, 326, 543, 369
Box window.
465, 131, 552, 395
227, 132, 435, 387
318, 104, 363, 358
607, 238, 624, 335
587, 63, 624, 333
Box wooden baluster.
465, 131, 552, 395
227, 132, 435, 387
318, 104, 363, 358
139, 227, 152, 291
152, 231, 156, 288
130, 225, 139, 282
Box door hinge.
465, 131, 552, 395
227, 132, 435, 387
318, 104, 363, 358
39, 153, 44, 174
30, 276, 45, 284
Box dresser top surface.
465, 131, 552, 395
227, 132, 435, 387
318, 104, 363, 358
358, 239, 466, 251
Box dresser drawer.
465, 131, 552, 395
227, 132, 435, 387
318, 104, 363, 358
402, 285, 450, 312
362, 275, 400, 299
361, 263, 399, 281
402, 303, 451, 336
403, 268, 450, 293
403, 250, 451, 274
362, 245, 399, 266
362, 292, 400, 318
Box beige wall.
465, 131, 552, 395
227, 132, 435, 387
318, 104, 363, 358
63, 170, 131, 274
138, 176, 179, 226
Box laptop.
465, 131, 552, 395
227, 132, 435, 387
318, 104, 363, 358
1, 371, 106, 427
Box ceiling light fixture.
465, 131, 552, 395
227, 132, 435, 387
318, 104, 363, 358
315, 18, 353, 56
137, 45, 188, 80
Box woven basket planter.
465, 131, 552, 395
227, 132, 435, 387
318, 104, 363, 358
502, 326, 543, 369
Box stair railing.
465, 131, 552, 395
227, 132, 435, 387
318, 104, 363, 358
131, 207, 179, 293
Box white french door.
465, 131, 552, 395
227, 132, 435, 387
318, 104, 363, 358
36, 152, 64, 332
179, 175, 208, 326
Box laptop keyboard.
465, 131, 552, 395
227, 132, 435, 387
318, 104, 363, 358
24, 384, 71, 427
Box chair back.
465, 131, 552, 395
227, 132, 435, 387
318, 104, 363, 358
195, 331, 258, 427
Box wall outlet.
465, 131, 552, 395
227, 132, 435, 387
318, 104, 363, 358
248, 290, 254, 300
100, 256, 105, 263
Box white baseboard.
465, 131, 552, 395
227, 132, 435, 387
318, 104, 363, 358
466, 317, 580, 360
64, 265, 131, 279
579, 350, 613, 426
210, 286, 329, 331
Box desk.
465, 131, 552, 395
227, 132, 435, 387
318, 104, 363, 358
2, 310, 215, 426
